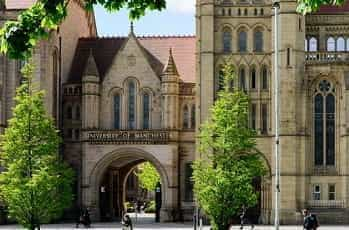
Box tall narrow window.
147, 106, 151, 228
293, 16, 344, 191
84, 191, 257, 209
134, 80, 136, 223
251, 103, 256, 130
305, 39, 308, 51
327, 37, 335, 51
309, 37, 317, 51
314, 80, 335, 166
143, 92, 150, 129
66, 106, 72, 119
191, 104, 196, 129
261, 67, 268, 90
238, 8, 241, 16
244, 8, 248, 15
114, 94, 121, 129
52, 50, 58, 120
336, 37, 345, 51
346, 38, 349, 51
328, 184, 336, 200
313, 184, 321, 200
287, 48, 291, 66
239, 67, 246, 91
261, 103, 267, 134
254, 8, 257, 15
215, 69, 225, 98
128, 81, 136, 129
254, 30, 263, 52
260, 8, 264, 15
184, 163, 194, 201
223, 28, 232, 53
183, 105, 189, 129
75, 105, 81, 120
250, 68, 256, 89
238, 30, 247, 52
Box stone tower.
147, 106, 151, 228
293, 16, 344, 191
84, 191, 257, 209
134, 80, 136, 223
82, 51, 100, 129
161, 49, 180, 129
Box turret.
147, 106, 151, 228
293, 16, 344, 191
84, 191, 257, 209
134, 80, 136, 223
82, 50, 100, 129
161, 48, 180, 129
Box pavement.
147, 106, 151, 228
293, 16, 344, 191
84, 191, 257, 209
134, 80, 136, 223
0, 214, 348, 229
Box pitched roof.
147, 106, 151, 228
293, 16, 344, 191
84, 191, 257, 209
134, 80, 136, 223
67, 35, 196, 84
5, 0, 36, 9
317, 1, 349, 14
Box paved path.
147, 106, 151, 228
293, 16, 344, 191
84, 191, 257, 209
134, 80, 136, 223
0, 223, 349, 229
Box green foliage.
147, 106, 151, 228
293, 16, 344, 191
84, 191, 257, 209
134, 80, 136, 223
144, 200, 156, 213
0, 63, 74, 230
0, 0, 165, 60
297, 0, 345, 14
193, 64, 265, 230
136, 162, 160, 192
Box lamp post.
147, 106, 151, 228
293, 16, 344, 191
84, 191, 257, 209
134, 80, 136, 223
273, 1, 281, 230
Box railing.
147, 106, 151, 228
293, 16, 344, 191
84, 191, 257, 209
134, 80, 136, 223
86, 130, 170, 145
305, 51, 349, 64
308, 200, 345, 209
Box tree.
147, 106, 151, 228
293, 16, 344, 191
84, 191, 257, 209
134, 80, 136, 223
136, 162, 160, 192
0, 0, 166, 59
0, 63, 74, 230
193, 64, 265, 230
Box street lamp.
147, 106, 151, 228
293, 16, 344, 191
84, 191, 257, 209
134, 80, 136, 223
272, 1, 281, 230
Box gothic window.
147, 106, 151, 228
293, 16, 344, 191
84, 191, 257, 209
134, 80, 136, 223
261, 66, 268, 90
251, 103, 257, 130
244, 8, 248, 15
254, 8, 258, 15
309, 37, 317, 51
239, 67, 246, 91
114, 94, 121, 129
184, 163, 194, 201
183, 105, 190, 129
260, 8, 264, 15
250, 68, 256, 89
66, 105, 72, 120
143, 92, 150, 129
314, 80, 335, 166
261, 103, 268, 134
222, 8, 225, 16
336, 37, 345, 51
228, 8, 231, 16
75, 105, 81, 120
223, 28, 232, 53
191, 104, 196, 129
215, 68, 225, 97
327, 37, 335, 51
254, 30, 263, 52
238, 30, 247, 52
238, 8, 241, 16
128, 81, 136, 129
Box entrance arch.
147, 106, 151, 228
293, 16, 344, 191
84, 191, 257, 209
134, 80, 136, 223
85, 147, 172, 222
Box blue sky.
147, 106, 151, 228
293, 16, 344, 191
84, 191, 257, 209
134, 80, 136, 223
94, 0, 195, 36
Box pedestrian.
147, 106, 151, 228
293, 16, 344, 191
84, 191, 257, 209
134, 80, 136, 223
76, 207, 91, 228
303, 208, 319, 230
121, 214, 133, 230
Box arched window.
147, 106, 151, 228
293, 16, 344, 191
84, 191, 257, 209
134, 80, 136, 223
314, 79, 335, 166
75, 105, 81, 120
244, 8, 248, 15
66, 105, 72, 119
254, 30, 263, 52
228, 8, 231, 16
250, 68, 256, 89
191, 104, 196, 129
260, 8, 264, 15
336, 37, 345, 51
222, 8, 225, 16
239, 67, 246, 91
261, 66, 268, 90
309, 37, 317, 52
238, 30, 247, 52
254, 8, 258, 15
305, 39, 308, 51
216, 68, 225, 95
183, 105, 189, 129
327, 37, 335, 51
143, 92, 150, 129
128, 81, 136, 129
238, 8, 241, 16
223, 28, 232, 53
114, 94, 121, 129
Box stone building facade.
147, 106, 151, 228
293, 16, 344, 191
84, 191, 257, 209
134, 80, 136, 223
197, 0, 349, 224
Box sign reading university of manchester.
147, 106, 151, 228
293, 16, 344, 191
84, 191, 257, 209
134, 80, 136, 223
87, 130, 170, 144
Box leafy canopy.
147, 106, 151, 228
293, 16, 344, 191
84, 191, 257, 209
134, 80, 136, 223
0, 0, 166, 59
136, 162, 160, 192
193, 64, 265, 230
0, 63, 74, 230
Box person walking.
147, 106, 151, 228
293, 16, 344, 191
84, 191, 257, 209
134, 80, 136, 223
303, 209, 319, 230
